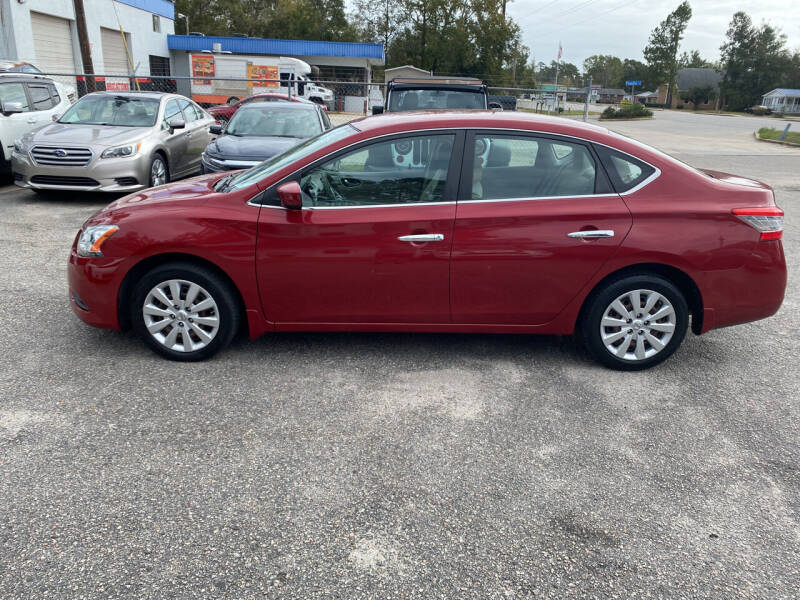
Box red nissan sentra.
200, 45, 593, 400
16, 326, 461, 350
68, 111, 786, 370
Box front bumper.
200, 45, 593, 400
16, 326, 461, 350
12, 150, 150, 193
67, 244, 126, 330
201, 153, 261, 173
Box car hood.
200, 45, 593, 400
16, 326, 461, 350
96, 173, 225, 220
24, 122, 154, 148
206, 134, 304, 160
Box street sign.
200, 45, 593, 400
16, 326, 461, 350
626, 80, 642, 87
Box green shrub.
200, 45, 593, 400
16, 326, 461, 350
601, 103, 653, 119
676, 104, 684, 109
751, 106, 772, 116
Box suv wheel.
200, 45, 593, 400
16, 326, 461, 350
131, 263, 241, 361
580, 274, 689, 370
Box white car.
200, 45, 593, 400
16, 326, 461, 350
0, 73, 75, 175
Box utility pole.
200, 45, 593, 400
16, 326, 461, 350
583, 76, 592, 122
73, 0, 96, 92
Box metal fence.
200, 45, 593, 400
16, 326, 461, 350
28, 72, 606, 122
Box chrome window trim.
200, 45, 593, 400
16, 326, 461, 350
245, 124, 662, 209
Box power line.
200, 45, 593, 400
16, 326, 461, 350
528, 0, 602, 29
533, 0, 644, 42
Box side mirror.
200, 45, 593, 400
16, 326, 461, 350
209, 124, 223, 135
168, 118, 185, 132
372, 106, 384, 115
277, 181, 303, 210
2, 101, 24, 116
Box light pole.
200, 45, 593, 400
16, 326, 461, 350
177, 12, 189, 35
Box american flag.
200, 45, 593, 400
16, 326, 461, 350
557, 43, 563, 60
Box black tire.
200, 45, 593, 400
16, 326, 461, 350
580, 274, 689, 371
148, 153, 169, 188
226, 97, 239, 105
131, 262, 241, 361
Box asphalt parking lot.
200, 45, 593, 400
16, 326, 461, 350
1, 110, 798, 598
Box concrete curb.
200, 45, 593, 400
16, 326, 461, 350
754, 131, 800, 147
598, 116, 654, 122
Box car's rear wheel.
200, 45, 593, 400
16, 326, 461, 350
580, 274, 688, 370
131, 263, 240, 361
226, 97, 239, 105
149, 154, 169, 187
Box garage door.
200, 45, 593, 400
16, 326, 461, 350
30, 12, 77, 85
100, 27, 132, 90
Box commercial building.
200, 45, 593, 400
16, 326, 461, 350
0, 0, 175, 89
167, 35, 384, 85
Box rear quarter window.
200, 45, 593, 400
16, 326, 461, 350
594, 144, 656, 193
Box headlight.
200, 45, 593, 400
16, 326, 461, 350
77, 225, 119, 257
101, 142, 141, 159
13, 139, 25, 153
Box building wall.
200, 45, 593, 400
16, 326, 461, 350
1, 0, 173, 76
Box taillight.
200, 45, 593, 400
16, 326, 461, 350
732, 207, 784, 241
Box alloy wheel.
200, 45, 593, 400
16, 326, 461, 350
599, 289, 676, 362
151, 157, 167, 186
142, 279, 220, 353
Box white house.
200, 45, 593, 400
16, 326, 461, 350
0, 0, 175, 88
761, 89, 800, 114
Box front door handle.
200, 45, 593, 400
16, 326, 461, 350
567, 230, 615, 239
398, 234, 445, 243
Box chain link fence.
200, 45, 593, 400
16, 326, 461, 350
30, 72, 608, 125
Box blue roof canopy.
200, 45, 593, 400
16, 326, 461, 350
168, 35, 384, 63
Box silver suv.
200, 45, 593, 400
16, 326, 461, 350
12, 91, 214, 192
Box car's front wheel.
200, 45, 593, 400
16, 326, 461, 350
580, 274, 689, 370
131, 263, 241, 361
149, 154, 169, 187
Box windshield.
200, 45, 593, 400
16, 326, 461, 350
388, 89, 485, 111
226, 106, 321, 138
59, 96, 159, 127
223, 124, 356, 192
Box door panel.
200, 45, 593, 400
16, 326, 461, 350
258, 205, 455, 323
451, 132, 632, 325
161, 99, 188, 175
0, 82, 35, 161
256, 131, 463, 324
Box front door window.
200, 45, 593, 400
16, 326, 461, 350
299, 133, 455, 207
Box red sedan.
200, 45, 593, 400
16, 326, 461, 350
207, 93, 321, 124
68, 111, 786, 369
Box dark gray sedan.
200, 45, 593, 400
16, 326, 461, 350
201, 102, 331, 172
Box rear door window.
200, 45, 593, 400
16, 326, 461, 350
594, 145, 656, 192
27, 84, 55, 110
467, 134, 597, 200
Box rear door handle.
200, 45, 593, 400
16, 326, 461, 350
567, 230, 614, 239
398, 234, 444, 242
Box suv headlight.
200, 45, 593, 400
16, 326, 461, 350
77, 225, 119, 257
101, 142, 141, 159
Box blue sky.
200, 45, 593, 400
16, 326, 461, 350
508, 0, 800, 67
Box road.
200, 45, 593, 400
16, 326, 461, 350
1, 110, 798, 598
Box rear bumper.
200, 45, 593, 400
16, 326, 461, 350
699, 240, 787, 332
12, 150, 149, 193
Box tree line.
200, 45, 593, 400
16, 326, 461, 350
173, 0, 800, 108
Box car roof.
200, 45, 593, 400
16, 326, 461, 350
0, 74, 51, 84
350, 110, 610, 137
238, 101, 317, 111
83, 90, 170, 100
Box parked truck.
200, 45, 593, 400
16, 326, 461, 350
188, 54, 334, 109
